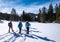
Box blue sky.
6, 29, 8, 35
0, 0, 60, 14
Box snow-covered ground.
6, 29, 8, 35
0, 20, 60, 42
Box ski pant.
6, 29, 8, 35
8, 27, 14, 33
19, 28, 22, 34
26, 27, 29, 34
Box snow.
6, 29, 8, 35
0, 20, 60, 42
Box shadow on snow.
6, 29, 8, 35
0, 32, 13, 40
0, 28, 56, 42
0, 20, 4, 23
23, 34, 56, 42
4, 32, 23, 42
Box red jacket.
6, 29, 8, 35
10, 21, 12, 28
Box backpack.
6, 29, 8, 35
8, 23, 10, 27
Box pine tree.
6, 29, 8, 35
38, 9, 41, 22
48, 4, 53, 22
21, 10, 26, 21
56, 4, 59, 22
40, 7, 46, 22
42, 7, 46, 22
11, 8, 16, 15
56, 3, 60, 23
10, 8, 17, 20
58, 3, 60, 23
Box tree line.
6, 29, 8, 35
0, 3, 60, 23
38, 3, 60, 23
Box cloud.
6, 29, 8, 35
0, 0, 60, 15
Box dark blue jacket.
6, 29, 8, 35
25, 22, 31, 28
18, 22, 23, 28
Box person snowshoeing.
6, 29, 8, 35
8, 21, 14, 33
18, 21, 23, 34
25, 21, 31, 34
